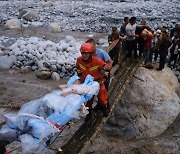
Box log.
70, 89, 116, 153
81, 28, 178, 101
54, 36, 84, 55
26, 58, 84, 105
106, 39, 119, 53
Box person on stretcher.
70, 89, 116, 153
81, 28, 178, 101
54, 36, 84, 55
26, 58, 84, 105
0, 74, 99, 153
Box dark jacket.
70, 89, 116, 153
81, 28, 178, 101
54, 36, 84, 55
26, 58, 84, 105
158, 33, 171, 56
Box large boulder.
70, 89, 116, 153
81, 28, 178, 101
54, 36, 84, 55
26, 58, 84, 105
5, 19, 21, 29
106, 67, 180, 139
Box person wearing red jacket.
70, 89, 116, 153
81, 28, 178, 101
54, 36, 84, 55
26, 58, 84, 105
141, 28, 154, 64
76, 42, 111, 119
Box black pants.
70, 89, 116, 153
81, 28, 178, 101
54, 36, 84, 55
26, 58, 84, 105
138, 41, 144, 57
109, 48, 120, 66
154, 49, 159, 61
126, 40, 137, 58
159, 54, 167, 69
168, 53, 179, 68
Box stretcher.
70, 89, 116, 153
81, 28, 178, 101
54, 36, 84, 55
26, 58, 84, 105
0, 75, 99, 153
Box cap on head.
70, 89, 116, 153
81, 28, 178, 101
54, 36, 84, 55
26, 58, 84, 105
80, 43, 93, 53
156, 29, 161, 34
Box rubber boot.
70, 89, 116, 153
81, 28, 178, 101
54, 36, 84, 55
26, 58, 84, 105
0, 142, 8, 154
93, 103, 102, 111
85, 108, 92, 122
101, 104, 110, 117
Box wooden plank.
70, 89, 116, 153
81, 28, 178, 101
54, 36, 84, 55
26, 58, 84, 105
106, 39, 119, 53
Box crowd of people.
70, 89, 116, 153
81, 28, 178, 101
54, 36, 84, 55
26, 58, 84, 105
117, 17, 180, 70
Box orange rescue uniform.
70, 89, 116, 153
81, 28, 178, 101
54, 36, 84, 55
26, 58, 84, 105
76, 56, 111, 107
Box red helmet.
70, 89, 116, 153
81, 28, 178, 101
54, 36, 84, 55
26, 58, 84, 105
80, 43, 93, 53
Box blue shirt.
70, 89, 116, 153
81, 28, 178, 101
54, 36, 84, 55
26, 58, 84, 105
95, 48, 111, 77
95, 48, 110, 62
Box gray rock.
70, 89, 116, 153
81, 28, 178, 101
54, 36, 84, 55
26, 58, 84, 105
51, 72, 60, 81
0, 56, 14, 70
36, 67, 51, 79
15, 61, 23, 68
22, 10, 39, 21
31, 66, 38, 71
21, 66, 31, 73
43, 61, 51, 68
18, 9, 27, 19
42, 1, 54, 7
49, 23, 61, 32
56, 64, 62, 70
31, 21, 43, 27
50, 65, 57, 72
59, 72, 65, 78
49, 59, 56, 65
5, 19, 21, 29
106, 67, 180, 139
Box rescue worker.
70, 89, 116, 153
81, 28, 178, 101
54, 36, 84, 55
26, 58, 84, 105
108, 27, 124, 66
86, 38, 113, 90
76, 42, 111, 119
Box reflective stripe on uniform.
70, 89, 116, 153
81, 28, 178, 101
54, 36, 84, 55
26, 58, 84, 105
77, 69, 82, 73
104, 72, 109, 76
89, 65, 99, 71
78, 63, 86, 70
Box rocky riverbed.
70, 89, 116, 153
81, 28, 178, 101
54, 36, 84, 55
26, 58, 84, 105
0, 0, 179, 153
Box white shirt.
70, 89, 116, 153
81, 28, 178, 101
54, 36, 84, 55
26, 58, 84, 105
126, 23, 137, 41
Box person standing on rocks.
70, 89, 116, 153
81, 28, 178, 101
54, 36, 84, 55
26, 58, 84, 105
76, 42, 111, 120
170, 24, 180, 38
136, 20, 151, 58
140, 28, 154, 65
156, 27, 171, 71
120, 17, 129, 37
108, 27, 124, 66
168, 31, 180, 69
85, 38, 113, 90
120, 17, 129, 53
153, 29, 162, 62
125, 17, 139, 59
